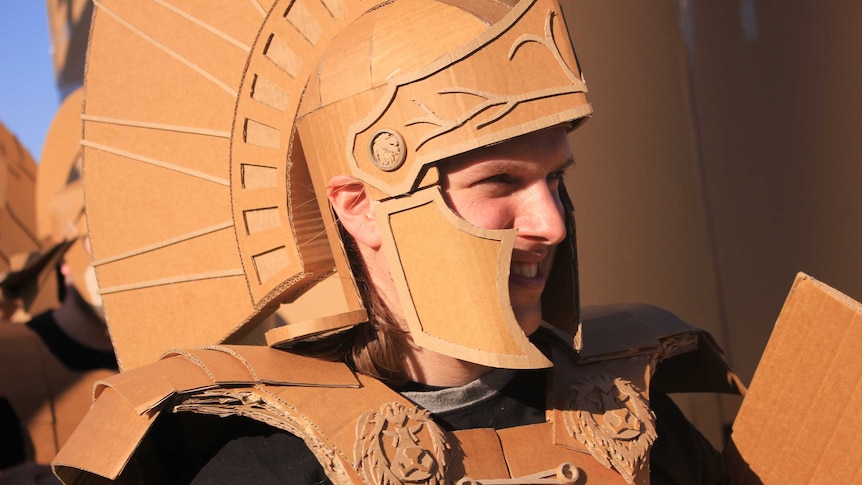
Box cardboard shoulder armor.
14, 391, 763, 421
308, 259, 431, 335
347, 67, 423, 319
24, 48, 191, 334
53, 304, 742, 484
82, 0, 589, 371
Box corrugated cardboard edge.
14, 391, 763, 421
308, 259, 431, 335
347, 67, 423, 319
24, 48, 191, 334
52, 345, 360, 482
724, 272, 862, 484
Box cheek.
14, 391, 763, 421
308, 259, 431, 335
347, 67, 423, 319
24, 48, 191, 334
449, 196, 513, 231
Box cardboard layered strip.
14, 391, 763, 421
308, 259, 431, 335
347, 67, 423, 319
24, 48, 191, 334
725, 273, 862, 484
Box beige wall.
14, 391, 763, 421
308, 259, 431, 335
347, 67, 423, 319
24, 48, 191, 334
561, 1, 862, 447
687, 1, 862, 385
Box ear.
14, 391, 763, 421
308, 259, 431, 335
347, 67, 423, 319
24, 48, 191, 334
327, 175, 381, 249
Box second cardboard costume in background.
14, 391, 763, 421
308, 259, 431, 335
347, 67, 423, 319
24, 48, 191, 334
1, 89, 117, 483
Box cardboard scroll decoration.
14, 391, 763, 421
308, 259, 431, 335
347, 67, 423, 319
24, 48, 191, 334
82, 0, 373, 370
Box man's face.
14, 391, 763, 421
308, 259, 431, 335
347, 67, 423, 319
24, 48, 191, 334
440, 126, 572, 336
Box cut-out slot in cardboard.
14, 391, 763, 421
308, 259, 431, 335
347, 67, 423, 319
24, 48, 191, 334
244, 119, 281, 149
251, 74, 290, 111
252, 246, 291, 284
240, 163, 278, 189
243, 206, 281, 235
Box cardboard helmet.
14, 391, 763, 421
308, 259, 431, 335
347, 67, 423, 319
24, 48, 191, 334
290, 0, 591, 368
82, 0, 589, 370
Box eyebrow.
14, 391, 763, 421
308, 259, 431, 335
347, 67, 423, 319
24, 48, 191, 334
557, 157, 575, 171
439, 152, 575, 178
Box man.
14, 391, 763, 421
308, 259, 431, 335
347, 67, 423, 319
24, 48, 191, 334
54, 0, 742, 483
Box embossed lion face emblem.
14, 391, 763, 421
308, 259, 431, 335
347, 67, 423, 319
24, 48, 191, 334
355, 402, 449, 484
562, 375, 656, 484
369, 129, 407, 172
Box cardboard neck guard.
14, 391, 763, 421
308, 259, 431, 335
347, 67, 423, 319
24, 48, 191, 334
53, 304, 740, 485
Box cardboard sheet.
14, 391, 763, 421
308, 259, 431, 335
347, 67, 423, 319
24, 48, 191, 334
725, 273, 862, 484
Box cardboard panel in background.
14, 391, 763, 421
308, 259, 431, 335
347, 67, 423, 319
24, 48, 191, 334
561, 0, 862, 447
725, 273, 862, 484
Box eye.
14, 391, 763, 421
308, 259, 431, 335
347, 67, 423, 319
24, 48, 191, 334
474, 173, 517, 187
547, 170, 566, 190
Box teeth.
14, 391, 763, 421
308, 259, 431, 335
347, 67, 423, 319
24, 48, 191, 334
511, 263, 538, 278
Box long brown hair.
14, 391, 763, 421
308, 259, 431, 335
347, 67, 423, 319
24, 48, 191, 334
287, 222, 409, 384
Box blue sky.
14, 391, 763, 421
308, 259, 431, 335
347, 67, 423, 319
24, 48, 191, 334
0, 1, 62, 160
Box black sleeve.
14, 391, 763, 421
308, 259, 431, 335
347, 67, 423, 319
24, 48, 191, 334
124, 411, 331, 485
190, 425, 332, 485
649, 391, 731, 485
0, 397, 27, 469
25, 311, 118, 371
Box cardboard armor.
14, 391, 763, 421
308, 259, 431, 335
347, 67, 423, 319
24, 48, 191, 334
61, 0, 742, 483
53, 304, 742, 484
0, 88, 117, 467
80, 0, 588, 371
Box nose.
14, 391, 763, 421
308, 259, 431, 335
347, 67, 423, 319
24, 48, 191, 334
514, 182, 567, 245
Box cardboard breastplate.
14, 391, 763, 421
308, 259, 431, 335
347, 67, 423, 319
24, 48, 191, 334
53, 305, 741, 484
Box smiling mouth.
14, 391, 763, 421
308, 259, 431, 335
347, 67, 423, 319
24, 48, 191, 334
511, 262, 539, 278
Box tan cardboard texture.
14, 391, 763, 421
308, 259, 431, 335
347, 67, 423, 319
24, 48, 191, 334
53, 303, 741, 484
724, 273, 862, 484
3, 89, 91, 321
0, 321, 115, 465
35, 87, 104, 311
81, 0, 590, 370
81, 0, 371, 370
0, 121, 47, 320
0, 121, 40, 276
37, 88, 85, 243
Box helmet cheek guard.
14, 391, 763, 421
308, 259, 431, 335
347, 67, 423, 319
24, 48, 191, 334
374, 187, 551, 368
